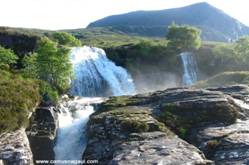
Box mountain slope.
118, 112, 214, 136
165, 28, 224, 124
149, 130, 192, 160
87, 2, 249, 41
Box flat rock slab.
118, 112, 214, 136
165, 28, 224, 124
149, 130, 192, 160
110, 132, 211, 165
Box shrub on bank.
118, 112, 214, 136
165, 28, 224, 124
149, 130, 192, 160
0, 70, 40, 133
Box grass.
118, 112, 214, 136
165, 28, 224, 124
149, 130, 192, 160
63, 27, 167, 48
195, 71, 249, 88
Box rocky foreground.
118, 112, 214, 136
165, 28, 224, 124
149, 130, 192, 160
1, 85, 249, 164
83, 85, 249, 165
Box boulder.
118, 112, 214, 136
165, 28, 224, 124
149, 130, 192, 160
85, 85, 249, 164
0, 128, 33, 165
101, 87, 241, 138
26, 106, 58, 162
83, 107, 212, 165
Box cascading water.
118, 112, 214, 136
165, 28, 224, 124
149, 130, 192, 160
53, 46, 135, 164
70, 46, 135, 96
180, 52, 198, 86
53, 97, 104, 163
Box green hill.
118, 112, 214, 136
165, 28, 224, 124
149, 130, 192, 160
87, 2, 249, 42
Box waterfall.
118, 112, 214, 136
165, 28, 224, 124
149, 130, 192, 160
70, 46, 135, 96
54, 46, 135, 164
180, 52, 198, 86
53, 97, 105, 164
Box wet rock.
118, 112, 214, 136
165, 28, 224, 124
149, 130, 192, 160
189, 119, 249, 165
0, 128, 33, 165
26, 106, 58, 162
206, 85, 249, 102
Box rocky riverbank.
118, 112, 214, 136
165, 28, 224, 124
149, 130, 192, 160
83, 84, 249, 165
1, 85, 249, 165
0, 128, 33, 165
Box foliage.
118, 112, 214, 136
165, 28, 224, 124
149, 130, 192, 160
0, 70, 40, 133
166, 24, 201, 52
0, 46, 18, 68
52, 32, 81, 46
35, 37, 73, 93
21, 53, 38, 78
234, 36, 249, 62
196, 39, 249, 77
36, 80, 59, 105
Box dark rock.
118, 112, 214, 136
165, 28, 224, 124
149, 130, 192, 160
26, 106, 58, 162
0, 128, 33, 165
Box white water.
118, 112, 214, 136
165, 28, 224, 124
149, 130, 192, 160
233, 98, 249, 110
70, 46, 135, 96
180, 52, 198, 86
54, 46, 135, 164
54, 97, 105, 164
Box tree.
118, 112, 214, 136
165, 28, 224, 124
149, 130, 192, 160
36, 37, 73, 93
52, 32, 81, 46
0, 46, 18, 68
166, 24, 201, 52
234, 36, 249, 62
22, 53, 38, 78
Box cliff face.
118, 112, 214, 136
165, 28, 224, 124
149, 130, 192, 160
83, 85, 249, 164
0, 27, 41, 68
0, 32, 38, 55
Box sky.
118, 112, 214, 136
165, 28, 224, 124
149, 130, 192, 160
0, 0, 248, 30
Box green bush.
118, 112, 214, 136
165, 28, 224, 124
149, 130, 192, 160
0, 70, 40, 133
52, 32, 81, 46
36, 80, 59, 105
0, 46, 18, 68
166, 24, 201, 52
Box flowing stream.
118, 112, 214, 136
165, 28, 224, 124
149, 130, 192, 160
180, 52, 198, 86
53, 46, 135, 164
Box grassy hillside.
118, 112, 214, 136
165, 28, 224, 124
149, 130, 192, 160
195, 71, 249, 88
63, 27, 157, 47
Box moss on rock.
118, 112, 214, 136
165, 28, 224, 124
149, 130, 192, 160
91, 107, 171, 135
158, 100, 238, 139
